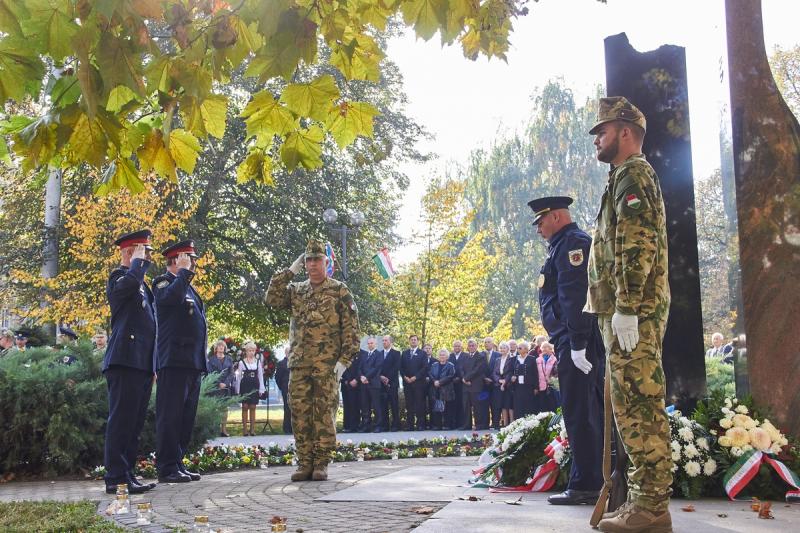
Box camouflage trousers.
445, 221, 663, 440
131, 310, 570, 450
288, 366, 338, 467
599, 314, 672, 512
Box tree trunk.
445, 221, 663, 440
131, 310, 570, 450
41, 166, 61, 339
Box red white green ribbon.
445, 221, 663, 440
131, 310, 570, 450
488, 436, 568, 493
723, 449, 800, 501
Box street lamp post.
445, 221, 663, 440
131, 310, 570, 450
323, 208, 365, 280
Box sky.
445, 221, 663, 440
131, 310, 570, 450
385, 0, 799, 265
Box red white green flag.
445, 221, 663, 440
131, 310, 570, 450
372, 248, 396, 279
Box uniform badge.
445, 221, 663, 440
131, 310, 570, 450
350, 301, 357, 311
625, 193, 642, 209
537, 274, 545, 288
156, 280, 169, 289
568, 249, 584, 266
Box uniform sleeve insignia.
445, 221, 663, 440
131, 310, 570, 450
568, 249, 584, 267
350, 301, 357, 311
625, 193, 642, 209
156, 280, 169, 289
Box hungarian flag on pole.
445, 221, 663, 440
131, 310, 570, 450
372, 248, 396, 279
325, 242, 336, 277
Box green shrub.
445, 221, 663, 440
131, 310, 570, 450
705, 356, 735, 397
0, 342, 235, 476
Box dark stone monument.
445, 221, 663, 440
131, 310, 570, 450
603, 33, 707, 412
726, 0, 800, 437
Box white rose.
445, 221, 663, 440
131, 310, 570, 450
703, 459, 717, 476
735, 404, 749, 414
696, 438, 709, 451
671, 451, 681, 462
684, 443, 699, 459
719, 418, 733, 429
724, 398, 732, 408
684, 461, 701, 478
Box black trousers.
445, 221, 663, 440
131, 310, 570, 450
462, 389, 489, 429
451, 381, 464, 428
555, 327, 605, 491
404, 381, 427, 429
363, 386, 385, 430
155, 367, 201, 476
104, 366, 153, 484
280, 389, 292, 434
489, 385, 503, 428
341, 382, 361, 431
382, 384, 401, 430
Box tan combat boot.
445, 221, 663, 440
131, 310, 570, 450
290, 464, 313, 482
597, 505, 672, 533
311, 463, 328, 481
602, 501, 633, 520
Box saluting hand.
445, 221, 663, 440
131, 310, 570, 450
132, 244, 146, 261
289, 253, 305, 275
176, 252, 192, 271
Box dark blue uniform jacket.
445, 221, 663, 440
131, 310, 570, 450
152, 269, 207, 371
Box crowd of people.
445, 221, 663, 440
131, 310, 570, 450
340, 334, 561, 433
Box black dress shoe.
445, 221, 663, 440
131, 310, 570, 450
179, 468, 201, 481
547, 489, 599, 505
106, 482, 152, 494
220, 431, 230, 437
129, 477, 157, 491
158, 472, 192, 483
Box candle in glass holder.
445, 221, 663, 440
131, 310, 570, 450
259, 456, 269, 469
194, 515, 210, 531
136, 502, 152, 525
115, 494, 130, 514
391, 449, 399, 461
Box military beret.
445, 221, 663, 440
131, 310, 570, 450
161, 239, 198, 258
305, 239, 327, 259
527, 196, 574, 225
58, 325, 78, 340
114, 229, 153, 250
589, 96, 647, 135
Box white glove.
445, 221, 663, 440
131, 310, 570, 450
289, 253, 305, 275
570, 349, 592, 374
334, 361, 347, 382
612, 311, 639, 352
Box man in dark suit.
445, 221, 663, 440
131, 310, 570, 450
482, 337, 502, 429
359, 337, 384, 432
341, 346, 362, 433
102, 230, 157, 495
400, 334, 429, 430
379, 335, 402, 431
153, 240, 208, 483
461, 339, 490, 430
275, 348, 292, 434
448, 340, 466, 429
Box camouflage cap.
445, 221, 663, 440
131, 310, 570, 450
589, 96, 647, 135
305, 239, 327, 259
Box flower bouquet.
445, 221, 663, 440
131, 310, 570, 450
668, 411, 717, 499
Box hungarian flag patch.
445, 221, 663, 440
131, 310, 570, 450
626, 193, 642, 209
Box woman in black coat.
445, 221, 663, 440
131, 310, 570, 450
493, 341, 515, 426
510, 341, 539, 419
207, 339, 235, 436
428, 348, 456, 430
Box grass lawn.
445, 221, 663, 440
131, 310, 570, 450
0, 501, 127, 532
221, 405, 345, 436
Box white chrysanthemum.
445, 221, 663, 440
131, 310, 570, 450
735, 404, 749, 414
671, 440, 681, 452
731, 447, 744, 457
696, 437, 709, 451
703, 458, 717, 476
679, 416, 691, 427
744, 418, 757, 430
770, 443, 783, 455
678, 427, 694, 442
671, 450, 681, 462
684, 443, 699, 459
719, 418, 733, 429
684, 461, 701, 478
710, 429, 717, 436
553, 449, 565, 464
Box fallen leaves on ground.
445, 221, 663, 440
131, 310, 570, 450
411, 506, 436, 515
505, 497, 523, 505
681, 505, 695, 512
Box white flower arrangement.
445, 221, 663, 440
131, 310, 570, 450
716, 403, 789, 454
669, 411, 716, 487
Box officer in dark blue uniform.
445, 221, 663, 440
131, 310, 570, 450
529, 196, 605, 505
153, 240, 208, 483
103, 229, 157, 494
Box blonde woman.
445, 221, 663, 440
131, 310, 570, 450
234, 341, 265, 436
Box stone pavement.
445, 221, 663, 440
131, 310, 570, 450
2, 455, 799, 532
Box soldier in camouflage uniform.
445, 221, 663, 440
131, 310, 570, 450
585, 97, 673, 533
266, 240, 360, 482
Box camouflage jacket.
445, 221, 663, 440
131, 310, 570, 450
265, 269, 360, 370
585, 154, 670, 318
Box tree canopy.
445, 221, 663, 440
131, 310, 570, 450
0, 0, 537, 191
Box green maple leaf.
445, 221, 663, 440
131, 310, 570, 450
245, 31, 301, 82
145, 55, 173, 94
355, 0, 392, 32
137, 130, 175, 181
226, 16, 262, 67
168, 128, 201, 175
0, 37, 44, 102
96, 32, 145, 97
240, 90, 296, 145
236, 148, 275, 186
280, 75, 340, 121
281, 125, 324, 171
50, 74, 81, 109
180, 94, 228, 140
13, 114, 57, 172
326, 101, 379, 148
106, 85, 139, 113
330, 34, 383, 82
119, 122, 147, 158
21, 0, 79, 60
401, 0, 448, 41
67, 112, 110, 168
0, 0, 29, 37
96, 158, 144, 196
0, 135, 9, 163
